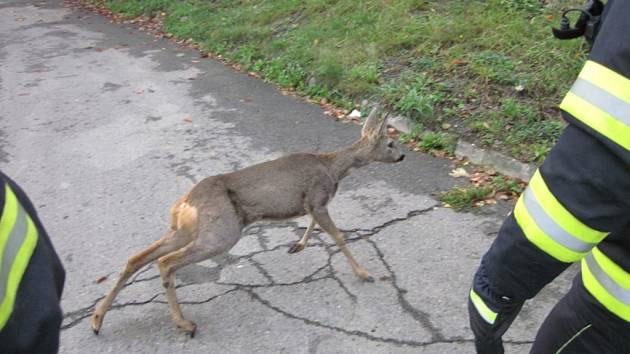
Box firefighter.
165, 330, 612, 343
468, 0, 630, 353
0, 171, 65, 354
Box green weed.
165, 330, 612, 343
439, 186, 494, 211
417, 131, 456, 154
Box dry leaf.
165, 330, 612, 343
95, 275, 108, 284
449, 167, 470, 178
348, 109, 361, 118
184, 117, 193, 123
496, 192, 511, 200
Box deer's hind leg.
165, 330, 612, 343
91, 227, 193, 334
158, 201, 243, 337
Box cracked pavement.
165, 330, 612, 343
0, 1, 577, 353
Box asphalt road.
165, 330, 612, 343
0, 1, 576, 353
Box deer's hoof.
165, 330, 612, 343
356, 270, 374, 283
287, 242, 305, 254
177, 320, 197, 338
91, 312, 103, 335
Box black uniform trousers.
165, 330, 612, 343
470, 124, 630, 354
0, 171, 65, 354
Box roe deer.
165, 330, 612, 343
90, 106, 405, 337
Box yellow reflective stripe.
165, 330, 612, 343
579, 61, 630, 103
0, 185, 39, 330
528, 171, 608, 244
592, 248, 630, 293
469, 289, 497, 324
514, 170, 608, 262
561, 92, 630, 151
0, 184, 18, 269
514, 196, 584, 262
561, 60, 630, 151
582, 251, 630, 322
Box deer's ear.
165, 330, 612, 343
361, 106, 382, 139
376, 112, 390, 137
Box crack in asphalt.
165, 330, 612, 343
60, 205, 537, 349
365, 236, 445, 342
244, 288, 532, 348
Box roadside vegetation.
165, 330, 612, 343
96, 0, 586, 163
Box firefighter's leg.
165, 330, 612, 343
469, 123, 630, 353
530, 273, 630, 354
468, 283, 523, 354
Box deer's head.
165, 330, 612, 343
358, 107, 405, 164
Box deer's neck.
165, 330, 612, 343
325, 142, 369, 181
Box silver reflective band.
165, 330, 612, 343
0, 201, 28, 306
570, 78, 630, 126
522, 188, 595, 253
585, 253, 630, 306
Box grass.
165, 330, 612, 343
439, 186, 494, 211
439, 174, 526, 210
100, 0, 587, 161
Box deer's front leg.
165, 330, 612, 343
311, 207, 374, 282
288, 218, 316, 254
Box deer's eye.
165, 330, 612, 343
387, 141, 394, 148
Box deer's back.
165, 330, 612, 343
189, 153, 336, 225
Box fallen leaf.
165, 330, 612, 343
135, 89, 144, 95
452, 58, 466, 66
433, 150, 449, 158
449, 167, 470, 178
184, 117, 193, 123
496, 192, 511, 200
95, 275, 108, 284
348, 109, 361, 118
441, 123, 452, 130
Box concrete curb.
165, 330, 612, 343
387, 114, 537, 182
